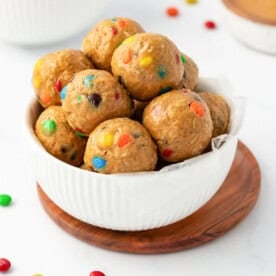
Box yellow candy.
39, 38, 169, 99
185, 0, 197, 4
123, 36, 135, 45
33, 77, 41, 89
99, 133, 114, 148
139, 56, 153, 67
34, 58, 43, 72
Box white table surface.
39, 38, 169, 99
1, 0, 276, 275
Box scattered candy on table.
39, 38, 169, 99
90, 271, 105, 276
0, 194, 12, 206
185, 0, 198, 4
0, 258, 11, 272
204, 20, 217, 29
166, 7, 179, 17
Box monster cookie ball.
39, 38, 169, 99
84, 118, 158, 174
82, 17, 144, 70
62, 69, 134, 136
111, 33, 184, 101
32, 49, 93, 108
35, 106, 86, 166
198, 91, 230, 137
143, 89, 213, 162
177, 53, 199, 90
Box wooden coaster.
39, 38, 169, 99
37, 141, 261, 254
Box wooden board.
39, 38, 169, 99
37, 141, 261, 254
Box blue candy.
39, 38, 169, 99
92, 156, 107, 170
60, 86, 67, 100
84, 75, 96, 88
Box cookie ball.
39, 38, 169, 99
80, 164, 93, 171
62, 69, 134, 136
82, 17, 144, 70
35, 106, 86, 166
177, 53, 199, 90
143, 89, 213, 162
198, 91, 230, 137
111, 33, 185, 101
32, 49, 93, 108
84, 118, 158, 174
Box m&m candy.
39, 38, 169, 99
0, 194, 12, 206
0, 258, 11, 272
166, 7, 179, 17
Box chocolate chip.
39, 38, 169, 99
60, 145, 67, 153
118, 76, 127, 89
183, 71, 186, 79
87, 94, 102, 107
133, 133, 141, 138
70, 151, 77, 161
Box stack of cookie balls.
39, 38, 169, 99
32, 16, 230, 174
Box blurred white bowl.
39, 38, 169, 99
0, 0, 107, 45
25, 78, 242, 231
218, 0, 276, 54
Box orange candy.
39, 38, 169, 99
123, 49, 133, 64
117, 134, 132, 147
118, 19, 127, 28
190, 101, 205, 117
166, 7, 179, 17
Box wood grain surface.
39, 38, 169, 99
37, 141, 261, 254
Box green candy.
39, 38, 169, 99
181, 54, 186, 64
0, 194, 12, 206
42, 119, 56, 135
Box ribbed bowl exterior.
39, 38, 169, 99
0, 0, 107, 45
26, 97, 238, 231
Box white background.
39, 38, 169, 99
1, 0, 276, 275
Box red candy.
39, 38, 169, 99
176, 54, 180, 64
54, 79, 62, 92
166, 7, 179, 17
115, 91, 120, 100
112, 26, 118, 36
90, 271, 105, 276
0, 258, 11, 272
162, 149, 173, 158
204, 20, 216, 29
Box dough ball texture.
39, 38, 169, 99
198, 91, 230, 137
32, 49, 93, 108
35, 106, 86, 166
84, 118, 158, 173
143, 89, 213, 162
62, 69, 134, 136
82, 17, 144, 70
111, 33, 184, 101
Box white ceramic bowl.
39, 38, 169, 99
25, 78, 242, 231
218, 0, 276, 54
0, 0, 107, 45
